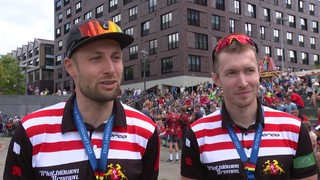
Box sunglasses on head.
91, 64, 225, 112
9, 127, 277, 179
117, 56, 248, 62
212, 33, 258, 61
78, 20, 123, 37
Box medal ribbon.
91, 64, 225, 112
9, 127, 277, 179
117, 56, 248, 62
73, 99, 114, 180
225, 108, 264, 180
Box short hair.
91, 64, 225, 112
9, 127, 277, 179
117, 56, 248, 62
212, 40, 259, 74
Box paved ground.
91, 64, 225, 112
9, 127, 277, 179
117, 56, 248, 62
0, 137, 180, 180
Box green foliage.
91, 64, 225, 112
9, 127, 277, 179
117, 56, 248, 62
0, 55, 26, 95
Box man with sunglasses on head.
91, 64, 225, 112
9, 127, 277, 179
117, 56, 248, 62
180, 33, 318, 180
4, 19, 160, 180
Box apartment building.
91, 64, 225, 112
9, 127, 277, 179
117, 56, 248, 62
10, 38, 55, 94
54, 0, 320, 92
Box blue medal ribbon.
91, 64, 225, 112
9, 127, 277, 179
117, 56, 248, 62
225, 109, 264, 180
73, 99, 114, 179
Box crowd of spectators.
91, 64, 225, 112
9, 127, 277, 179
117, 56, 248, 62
119, 70, 320, 161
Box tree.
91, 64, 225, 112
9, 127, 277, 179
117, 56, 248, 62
0, 55, 26, 95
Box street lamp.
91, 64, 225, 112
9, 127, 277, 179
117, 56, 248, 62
141, 50, 148, 92
278, 17, 288, 71
19, 64, 35, 94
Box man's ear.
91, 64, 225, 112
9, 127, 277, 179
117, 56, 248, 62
211, 72, 221, 87
63, 58, 75, 77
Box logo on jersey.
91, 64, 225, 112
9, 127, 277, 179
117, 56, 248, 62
261, 160, 285, 175
101, 163, 127, 180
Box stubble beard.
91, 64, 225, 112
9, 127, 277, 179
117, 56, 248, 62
80, 83, 119, 103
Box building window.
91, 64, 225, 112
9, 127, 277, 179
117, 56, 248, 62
260, 26, 265, 39
309, 3, 315, 15
58, 68, 62, 78
56, 0, 62, 10
35, 47, 39, 55
245, 23, 252, 36
66, 8, 72, 18
149, 0, 157, 13
124, 27, 134, 36
129, 45, 138, 60
28, 50, 33, 58
140, 61, 150, 78
56, 55, 63, 66
276, 48, 283, 62
310, 37, 316, 49
263, 8, 270, 21
109, 0, 118, 12
274, 0, 279, 6
229, 19, 235, 33
56, 27, 61, 38
288, 15, 296, 28
275, 11, 283, 23
74, 17, 81, 24
312, 21, 318, 33
96, 5, 104, 18
298, 34, 304, 47
188, 55, 201, 72
298, 0, 303, 12
149, 39, 157, 55
187, 9, 200, 26
195, 0, 207, 6
168, 33, 179, 50
161, 57, 173, 74
58, 13, 63, 23
112, 14, 121, 26
75, 1, 82, 13
286, 0, 292, 9
124, 66, 134, 81
302, 52, 309, 65
141, 21, 150, 37
301, 18, 307, 30
273, 29, 279, 42
64, 22, 71, 34
124, 0, 132, 5
64, 0, 70, 6
84, 11, 92, 20
161, 12, 172, 30
265, 46, 271, 57
212, 14, 220, 30
195, 33, 208, 50
247, 4, 256, 18
216, 0, 225, 10
167, 0, 176, 5
234, 0, 241, 14
286, 32, 292, 45
129, 6, 138, 21
289, 50, 297, 63
314, 54, 320, 65
58, 40, 63, 51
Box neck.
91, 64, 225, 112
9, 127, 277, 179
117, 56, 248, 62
76, 96, 114, 128
225, 101, 258, 129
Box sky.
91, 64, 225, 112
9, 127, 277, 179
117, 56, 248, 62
0, 0, 54, 55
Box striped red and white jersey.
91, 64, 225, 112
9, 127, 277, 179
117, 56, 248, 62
181, 105, 318, 180
4, 94, 160, 180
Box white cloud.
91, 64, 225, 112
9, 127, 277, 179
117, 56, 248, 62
0, 0, 54, 55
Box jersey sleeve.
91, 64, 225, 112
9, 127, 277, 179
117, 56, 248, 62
180, 128, 207, 179
4, 124, 34, 179
291, 123, 318, 179
141, 128, 160, 180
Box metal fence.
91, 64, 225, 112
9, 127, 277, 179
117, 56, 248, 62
0, 95, 71, 117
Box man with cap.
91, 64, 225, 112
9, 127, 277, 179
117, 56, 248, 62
4, 19, 160, 180
180, 33, 318, 179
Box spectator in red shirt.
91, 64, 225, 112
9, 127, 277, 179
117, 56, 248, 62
287, 89, 304, 109
165, 108, 181, 163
